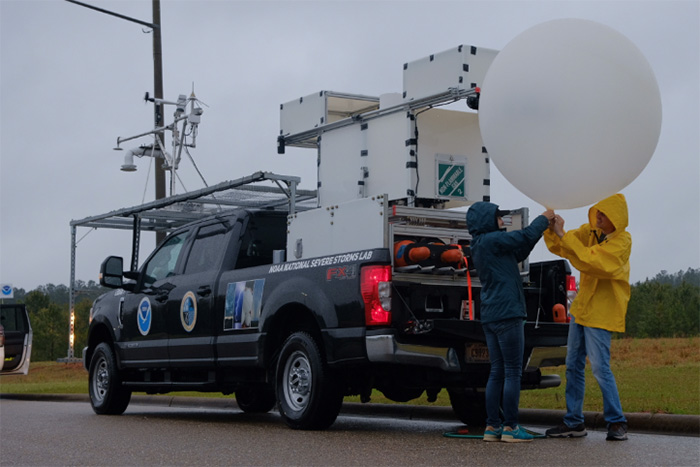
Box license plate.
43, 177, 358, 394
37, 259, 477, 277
465, 343, 490, 363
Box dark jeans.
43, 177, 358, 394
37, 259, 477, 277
482, 317, 525, 428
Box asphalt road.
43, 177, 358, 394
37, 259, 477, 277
1, 396, 698, 466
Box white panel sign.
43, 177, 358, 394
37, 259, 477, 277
1, 284, 14, 299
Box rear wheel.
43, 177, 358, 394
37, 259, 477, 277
447, 387, 487, 427
236, 384, 277, 413
89, 342, 132, 415
276, 332, 343, 430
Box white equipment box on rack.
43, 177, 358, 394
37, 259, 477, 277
279, 44, 500, 210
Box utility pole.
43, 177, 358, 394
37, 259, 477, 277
152, 0, 166, 245
64, 0, 167, 359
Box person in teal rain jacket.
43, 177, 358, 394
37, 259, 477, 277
466, 202, 554, 442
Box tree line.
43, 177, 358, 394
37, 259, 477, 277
4, 269, 699, 362
623, 268, 699, 338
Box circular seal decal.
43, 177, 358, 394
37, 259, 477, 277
137, 297, 152, 336
180, 291, 197, 332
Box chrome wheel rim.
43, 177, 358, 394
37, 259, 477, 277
92, 356, 109, 403
282, 350, 312, 412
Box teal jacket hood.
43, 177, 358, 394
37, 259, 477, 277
466, 202, 500, 236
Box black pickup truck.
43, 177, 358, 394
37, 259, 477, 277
85, 202, 574, 430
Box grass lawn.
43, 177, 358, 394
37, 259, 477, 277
2, 337, 698, 415
583, 337, 700, 414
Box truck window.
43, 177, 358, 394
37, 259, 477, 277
143, 231, 189, 286
184, 223, 229, 275
236, 215, 286, 269
0, 305, 28, 333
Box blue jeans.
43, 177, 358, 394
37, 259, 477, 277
564, 316, 626, 427
482, 317, 525, 428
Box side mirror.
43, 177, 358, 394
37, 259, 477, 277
99, 256, 124, 288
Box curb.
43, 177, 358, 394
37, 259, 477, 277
2, 393, 697, 437
338, 401, 699, 437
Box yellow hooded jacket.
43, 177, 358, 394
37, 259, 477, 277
544, 194, 631, 333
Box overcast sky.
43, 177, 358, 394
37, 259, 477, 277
1, 0, 698, 291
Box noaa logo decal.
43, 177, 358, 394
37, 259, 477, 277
1, 284, 12, 297
180, 291, 197, 332
137, 297, 152, 336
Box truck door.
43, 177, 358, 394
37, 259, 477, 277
165, 221, 231, 367
0, 304, 32, 375
118, 230, 190, 368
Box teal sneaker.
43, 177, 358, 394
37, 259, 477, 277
483, 425, 503, 442
501, 425, 534, 443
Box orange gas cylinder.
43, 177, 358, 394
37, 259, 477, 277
393, 240, 414, 267
440, 245, 464, 266
394, 240, 430, 267
552, 303, 568, 323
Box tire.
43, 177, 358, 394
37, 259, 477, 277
275, 332, 343, 430
447, 387, 488, 427
88, 342, 132, 415
236, 384, 277, 413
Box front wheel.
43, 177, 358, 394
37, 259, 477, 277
88, 342, 132, 415
276, 332, 343, 430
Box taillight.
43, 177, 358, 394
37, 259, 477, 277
565, 275, 578, 322
361, 265, 392, 326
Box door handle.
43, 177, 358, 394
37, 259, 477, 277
155, 292, 169, 303
197, 286, 212, 297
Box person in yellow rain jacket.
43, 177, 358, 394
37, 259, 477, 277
543, 193, 631, 441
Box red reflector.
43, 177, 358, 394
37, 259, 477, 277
564, 275, 578, 323
361, 265, 391, 326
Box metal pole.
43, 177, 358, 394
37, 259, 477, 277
131, 215, 142, 272
65, 0, 156, 28
153, 0, 166, 245
67, 225, 77, 360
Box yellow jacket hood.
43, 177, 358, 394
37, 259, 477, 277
589, 193, 629, 233
544, 194, 631, 332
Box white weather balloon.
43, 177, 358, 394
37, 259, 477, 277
479, 19, 662, 209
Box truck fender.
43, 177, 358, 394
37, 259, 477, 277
261, 276, 339, 330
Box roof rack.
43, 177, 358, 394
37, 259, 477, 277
70, 171, 317, 232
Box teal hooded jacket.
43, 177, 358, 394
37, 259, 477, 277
466, 202, 550, 323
